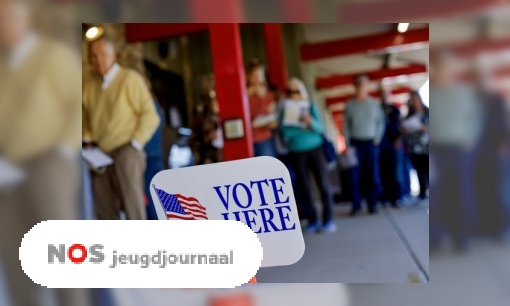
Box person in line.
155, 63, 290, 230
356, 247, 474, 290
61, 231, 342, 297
343, 75, 385, 215
195, 92, 223, 164
400, 154, 414, 204
280, 78, 336, 233
403, 90, 429, 201
247, 59, 278, 157
83, 36, 160, 220
378, 87, 403, 208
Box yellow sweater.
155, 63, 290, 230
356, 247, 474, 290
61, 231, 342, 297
82, 67, 160, 153
0, 38, 82, 163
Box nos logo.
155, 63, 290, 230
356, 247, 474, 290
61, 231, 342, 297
48, 244, 105, 264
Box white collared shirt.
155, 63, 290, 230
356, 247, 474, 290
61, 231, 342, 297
8, 32, 38, 70
102, 62, 120, 89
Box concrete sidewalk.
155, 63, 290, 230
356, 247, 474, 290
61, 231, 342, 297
257, 201, 429, 283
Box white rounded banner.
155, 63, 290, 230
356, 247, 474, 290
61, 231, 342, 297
20, 220, 262, 288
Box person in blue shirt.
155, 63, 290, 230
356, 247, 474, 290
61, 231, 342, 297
280, 78, 336, 233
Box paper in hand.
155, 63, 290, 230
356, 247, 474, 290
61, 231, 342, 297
402, 115, 423, 132
252, 113, 277, 128
339, 147, 358, 170
82, 147, 114, 169
282, 100, 310, 127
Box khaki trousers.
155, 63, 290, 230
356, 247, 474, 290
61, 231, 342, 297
0, 150, 89, 306
92, 144, 147, 220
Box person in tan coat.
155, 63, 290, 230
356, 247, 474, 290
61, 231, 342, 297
83, 36, 160, 220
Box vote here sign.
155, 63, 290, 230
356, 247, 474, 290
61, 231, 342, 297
150, 156, 305, 268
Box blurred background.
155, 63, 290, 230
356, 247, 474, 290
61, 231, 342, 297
1, 0, 510, 305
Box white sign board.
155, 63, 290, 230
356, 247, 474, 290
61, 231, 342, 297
150, 157, 305, 268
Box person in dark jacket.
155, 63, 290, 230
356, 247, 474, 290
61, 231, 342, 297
144, 100, 165, 220
378, 87, 403, 208
195, 94, 223, 164
404, 91, 429, 200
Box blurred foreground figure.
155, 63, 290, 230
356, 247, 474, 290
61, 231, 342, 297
0, 0, 86, 305
83, 36, 160, 220
429, 50, 483, 251
472, 60, 510, 238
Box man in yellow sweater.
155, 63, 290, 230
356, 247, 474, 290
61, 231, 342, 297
0, 1, 86, 305
83, 36, 160, 220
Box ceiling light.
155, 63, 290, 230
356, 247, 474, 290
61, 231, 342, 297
397, 23, 409, 33
85, 26, 104, 41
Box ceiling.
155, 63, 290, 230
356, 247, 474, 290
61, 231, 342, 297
300, 23, 430, 107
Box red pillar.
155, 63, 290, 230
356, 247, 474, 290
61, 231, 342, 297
262, 23, 288, 91
209, 23, 254, 160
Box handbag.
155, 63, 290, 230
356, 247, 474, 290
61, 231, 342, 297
273, 128, 289, 156
339, 147, 358, 170
322, 135, 337, 164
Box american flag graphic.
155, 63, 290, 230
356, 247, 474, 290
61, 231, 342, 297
153, 185, 208, 220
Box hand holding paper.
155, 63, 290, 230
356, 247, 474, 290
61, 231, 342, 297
252, 113, 278, 128
282, 99, 310, 127
82, 147, 114, 169
300, 113, 312, 128
402, 115, 423, 133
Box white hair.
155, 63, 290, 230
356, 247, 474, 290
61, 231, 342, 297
288, 77, 309, 101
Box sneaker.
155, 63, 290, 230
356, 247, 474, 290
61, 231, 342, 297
322, 221, 337, 233
305, 221, 320, 233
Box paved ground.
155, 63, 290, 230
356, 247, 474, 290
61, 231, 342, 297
257, 200, 430, 283
347, 238, 510, 305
